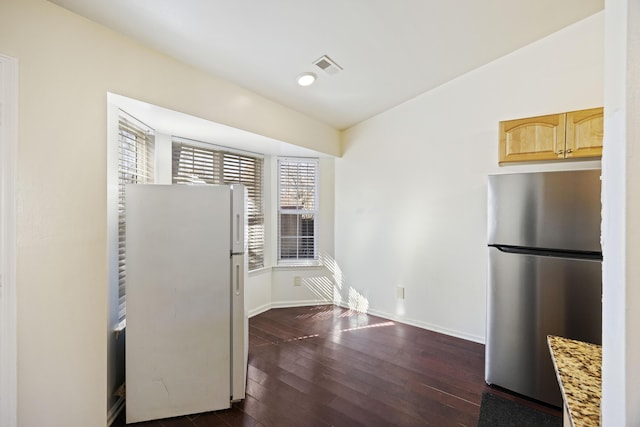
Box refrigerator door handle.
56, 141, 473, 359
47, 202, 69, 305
230, 253, 247, 402
235, 264, 241, 296
230, 184, 246, 254
235, 213, 241, 248
489, 244, 602, 260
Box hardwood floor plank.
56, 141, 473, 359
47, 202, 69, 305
115, 305, 561, 427
190, 412, 234, 427
157, 416, 196, 427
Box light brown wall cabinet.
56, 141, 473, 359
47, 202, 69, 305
499, 107, 603, 164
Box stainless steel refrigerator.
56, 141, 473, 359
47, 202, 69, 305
125, 184, 248, 423
485, 170, 602, 407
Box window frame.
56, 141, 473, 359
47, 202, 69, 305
277, 157, 319, 264
171, 138, 265, 271
117, 113, 155, 323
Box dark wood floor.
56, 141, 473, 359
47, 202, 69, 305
114, 305, 560, 426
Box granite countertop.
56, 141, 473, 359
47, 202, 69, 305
547, 335, 602, 427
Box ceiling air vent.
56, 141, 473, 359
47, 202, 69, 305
313, 55, 342, 75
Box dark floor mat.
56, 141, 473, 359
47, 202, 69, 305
477, 392, 561, 427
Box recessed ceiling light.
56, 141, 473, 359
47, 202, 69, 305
297, 72, 316, 87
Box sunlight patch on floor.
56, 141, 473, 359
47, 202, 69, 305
337, 321, 395, 334
282, 333, 321, 343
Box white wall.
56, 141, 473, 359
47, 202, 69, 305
0, 0, 617, 425
0, 53, 18, 427
0, 0, 338, 425
335, 12, 604, 342
601, 0, 640, 425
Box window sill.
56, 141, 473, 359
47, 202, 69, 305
248, 266, 272, 276
273, 260, 324, 271
248, 263, 326, 276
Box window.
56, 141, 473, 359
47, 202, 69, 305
278, 158, 318, 261
118, 115, 154, 323
172, 140, 264, 270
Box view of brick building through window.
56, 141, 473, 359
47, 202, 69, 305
278, 158, 318, 260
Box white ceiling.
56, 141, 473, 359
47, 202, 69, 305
50, 0, 603, 130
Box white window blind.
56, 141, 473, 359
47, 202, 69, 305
172, 141, 264, 270
118, 115, 154, 323
278, 158, 318, 261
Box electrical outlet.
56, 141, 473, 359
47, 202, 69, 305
397, 286, 405, 299
294, 276, 302, 286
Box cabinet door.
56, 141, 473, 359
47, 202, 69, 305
565, 107, 603, 159
499, 113, 566, 163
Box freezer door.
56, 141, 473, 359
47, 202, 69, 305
126, 184, 232, 423
230, 184, 247, 254
485, 246, 602, 407
488, 170, 601, 252
231, 253, 248, 401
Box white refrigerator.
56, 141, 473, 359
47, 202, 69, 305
125, 184, 248, 423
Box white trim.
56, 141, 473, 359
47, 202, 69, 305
366, 307, 485, 344
246, 263, 326, 277
602, 2, 640, 424
276, 157, 320, 262
250, 301, 484, 344
248, 300, 333, 318
247, 266, 271, 277
335, 302, 485, 344
248, 303, 272, 318
0, 53, 18, 427
271, 263, 324, 271
271, 299, 332, 310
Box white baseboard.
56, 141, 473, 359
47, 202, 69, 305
251, 300, 484, 343
336, 302, 485, 344
248, 299, 333, 318
250, 300, 484, 343
248, 303, 272, 318
271, 299, 332, 309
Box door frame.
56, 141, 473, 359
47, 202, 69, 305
0, 53, 18, 427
